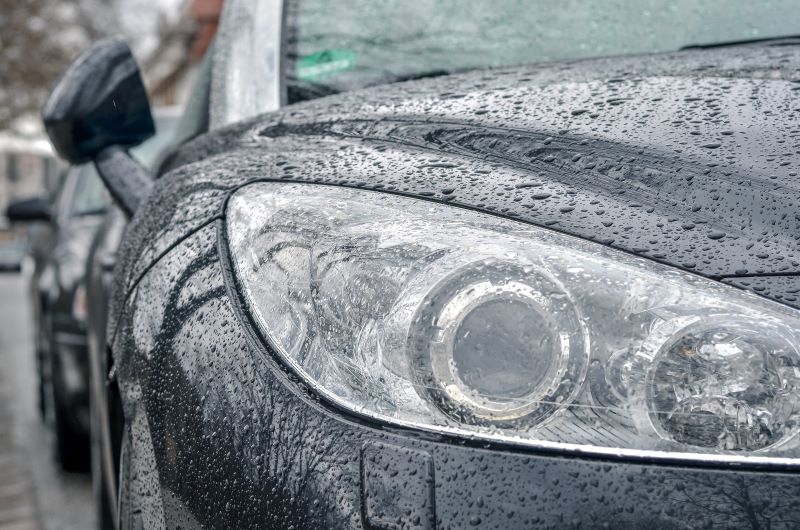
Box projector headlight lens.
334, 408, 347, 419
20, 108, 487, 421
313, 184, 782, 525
407, 262, 587, 425
226, 182, 800, 464
646, 317, 800, 452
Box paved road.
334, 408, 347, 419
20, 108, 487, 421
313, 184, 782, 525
0, 274, 94, 530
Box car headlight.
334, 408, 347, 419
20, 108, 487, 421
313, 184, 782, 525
226, 182, 800, 464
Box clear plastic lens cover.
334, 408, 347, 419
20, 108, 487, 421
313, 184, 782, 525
226, 183, 800, 462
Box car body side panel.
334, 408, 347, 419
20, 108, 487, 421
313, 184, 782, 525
112, 221, 800, 529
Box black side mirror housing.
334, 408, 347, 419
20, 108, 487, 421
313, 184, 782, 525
6, 197, 51, 223
43, 38, 155, 164
43, 38, 156, 215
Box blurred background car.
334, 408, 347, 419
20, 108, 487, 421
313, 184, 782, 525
0, 236, 26, 272
7, 165, 108, 470
5, 110, 179, 472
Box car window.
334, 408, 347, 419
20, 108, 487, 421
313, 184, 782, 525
70, 165, 108, 217
132, 113, 180, 172
52, 166, 81, 221
170, 48, 213, 148
284, 0, 800, 103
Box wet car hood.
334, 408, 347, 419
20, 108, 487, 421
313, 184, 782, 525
122, 42, 800, 317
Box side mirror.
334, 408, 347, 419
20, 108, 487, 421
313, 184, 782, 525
6, 197, 51, 223
43, 38, 156, 215
43, 38, 155, 164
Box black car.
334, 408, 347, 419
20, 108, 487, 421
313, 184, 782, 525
45, 1, 800, 528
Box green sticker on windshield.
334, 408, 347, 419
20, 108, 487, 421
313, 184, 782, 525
296, 49, 358, 82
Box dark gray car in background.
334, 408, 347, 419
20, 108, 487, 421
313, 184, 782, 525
6, 112, 177, 472
8, 165, 108, 469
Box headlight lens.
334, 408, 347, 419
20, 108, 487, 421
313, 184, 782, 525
226, 183, 800, 463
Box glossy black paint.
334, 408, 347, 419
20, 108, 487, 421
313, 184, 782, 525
95, 41, 800, 529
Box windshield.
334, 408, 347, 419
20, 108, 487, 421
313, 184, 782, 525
285, 0, 799, 102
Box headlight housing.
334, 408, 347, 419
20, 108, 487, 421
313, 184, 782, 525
226, 182, 800, 464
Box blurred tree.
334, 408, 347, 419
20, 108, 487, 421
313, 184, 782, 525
0, 0, 118, 130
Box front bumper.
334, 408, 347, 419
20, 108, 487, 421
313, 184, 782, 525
112, 222, 800, 529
